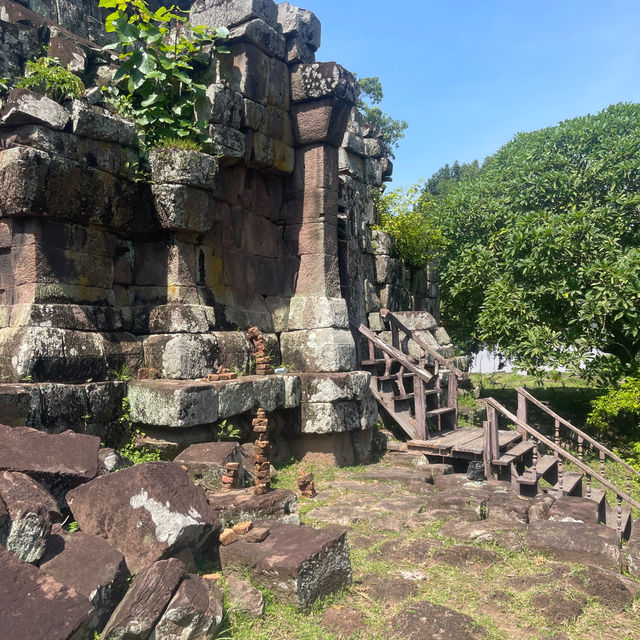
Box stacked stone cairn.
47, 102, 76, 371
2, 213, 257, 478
220, 462, 240, 492
248, 327, 274, 376
252, 408, 271, 495
296, 470, 317, 498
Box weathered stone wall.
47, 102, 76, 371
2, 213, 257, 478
0, 0, 443, 462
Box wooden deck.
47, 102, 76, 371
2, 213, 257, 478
393, 427, 522, 459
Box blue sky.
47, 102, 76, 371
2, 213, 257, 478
293, 1, 640, 187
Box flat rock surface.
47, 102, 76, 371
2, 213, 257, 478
0, 546, 93, 640
40, 527, 130, 631
226, 573, 265, 617
207, 488, 299, 526
67, 462, 220, 572
174, 441, 242, 490
391, 601, 487, 639
527, 520, 621, 570
101, 558, 185, 640
220, 520, 351, 607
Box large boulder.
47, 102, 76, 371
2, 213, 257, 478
101, 558, 185, 640
66, 462, 221, 572
0, 425, 100, 505
40, 527, 130, 633
0, 470, 61, 562
219, 520, 351, 607
0, 546, 93, 640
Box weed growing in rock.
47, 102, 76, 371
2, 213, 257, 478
17, 56, 84, 103
99, 0, 229, 148
118, 397, 160, 464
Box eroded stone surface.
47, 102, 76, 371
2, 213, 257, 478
67, 462, 221, 572
225, 573, 265, 617
174, 442, 243, 491
219, 520, 351, 607
207, 488, 299, 526
391, 601, 486, 640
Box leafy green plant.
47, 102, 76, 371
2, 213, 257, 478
588, 378, 640, 447
217, 418, 240, 441
0, 76, 11, 94
109, 364, 132, 381
356, 75, 408, 158
118, 397, 161, 464
99, 0, 229, 148
64, 520, 80, 532
16, 56, 84, 103
374, 182, 445, 268
155, 135, 203, 151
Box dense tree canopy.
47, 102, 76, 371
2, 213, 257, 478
430, 103, 640, 382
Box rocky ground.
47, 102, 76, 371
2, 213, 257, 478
226, 457, 640, 640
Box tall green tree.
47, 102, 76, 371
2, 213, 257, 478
432, 102, 640, 382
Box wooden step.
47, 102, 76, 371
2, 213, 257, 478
534, 455, 558, 480
493, 441, 535, 466
551, 471, 583, 497
426, 407, 456, 417
360, 359, 387, 367
377, 373, 415, 382
393, 393, 414, 401
604, 504, 632, 539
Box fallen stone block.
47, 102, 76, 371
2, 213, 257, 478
486, 493, 531, 524
0, 425, 99, 504
624, 518, 640, 578
40, 527, 130, 632
151, 573, 224, 639
1, 88, 70, 130
226, 573, 264, 617
355, 466, 434, 491
207, 488, 299, 526
174, 442, 243, 491
527, 520, 621, 570
67, 462, 221, 572
219, 521, 351, 607
101, 558, 185, 640
0, 546, 93, 640
439, 518, 528, 551
0, 470, 61, 563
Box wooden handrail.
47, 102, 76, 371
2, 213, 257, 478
358, 324, 434, 385
380, 309, 466, 378
517, 387, 640, 482
483, 397, 640, 511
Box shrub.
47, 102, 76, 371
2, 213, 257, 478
16, 56, 84, 103
587, 377, 640, 445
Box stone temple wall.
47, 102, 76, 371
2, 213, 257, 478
0, 0, 447, 463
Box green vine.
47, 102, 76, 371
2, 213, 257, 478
99, 0, 229, 149
118, 397, 160, 464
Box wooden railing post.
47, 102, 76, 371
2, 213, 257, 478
414, 374, 426, 440
517, 390, 528, 441
484, 405, 499, 479
448, 368, 458, 429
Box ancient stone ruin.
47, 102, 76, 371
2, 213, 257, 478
0, 0, 455, 636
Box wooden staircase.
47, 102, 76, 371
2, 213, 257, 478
356, 310, 467, 440
483, 390, 640, 540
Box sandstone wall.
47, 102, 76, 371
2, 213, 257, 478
0, 0, 444, 462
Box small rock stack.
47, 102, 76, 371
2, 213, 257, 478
252, 408, 271, 495
204, 367, 237, 382
220, 462, 240, 492
248, 327, 273, 376
296, 470, 317, 498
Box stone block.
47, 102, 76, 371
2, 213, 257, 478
290, 62, 359, 104
71, 102, 136, 146
281, 188, 339, 226
219, 520, 351, 607
290, 97, 354, 146
143, 333, 219, 380
625, 519, 640, 577
265, 296, 290, 332
67, 462, 220, 572
128, 380, 219, 427
148, 148, 218, 190
435, 326, 451, 346
283, 220, 338, 256
277, 3, 321, 49
40, 528, 130, 632
548, 496, 601, 525
284, 36, 316, 64
0, 383, 41, 426
152, 573, 224, 639
526, 520, 621, 570
0, 470, 61, 563
295, 253, 341, 296
100, 558, 185, 640
0, 19, 40, 78
300, 397, 377, 434
341, 130, 365, 157
242, 97, 265, 129
284, 374, 302, 408
209, 124, 246, 163
47, 34, 87, 75
338, 148, 365, 180
174, 442, 242, 491
247, 130, 294, 173
281, 328, 356, 372
0, 546, 93, 640
228, 18, 286, 59
287, 296, 348, 330
300, 372, 371, 403
191, 0, 278, 29
371, 229, 394, 256
207, 489, 299, 527
145, 304, 214, 335
364, 137, 383, 158
199, 82, 244, 128
151, 183, 214, 232
1, 89, 70, 131
252, 374, 285, 411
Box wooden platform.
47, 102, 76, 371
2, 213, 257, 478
396, 427, 522, 459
